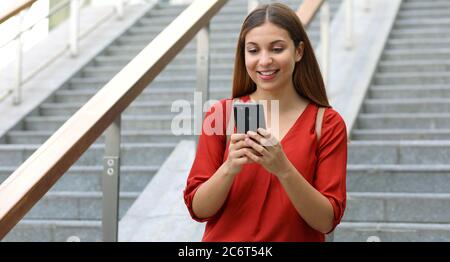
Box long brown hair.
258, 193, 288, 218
232, 3, 330, 107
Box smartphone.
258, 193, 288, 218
233, 102, 266, 134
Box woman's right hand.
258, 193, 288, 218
224, 134, 259, 176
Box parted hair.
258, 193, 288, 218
232, 2, 330, 107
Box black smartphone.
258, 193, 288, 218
233, 102, 266, 134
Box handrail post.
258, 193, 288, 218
248, 0, 258, 13
102, 115, 121, 242
70, 0, 80, 57
320, 0, 330, 88
13, 11, 25, 105
115, 0, 124, 19
364, 0, 371, 12
345, 0, 353, 49
195, 24, 210, 145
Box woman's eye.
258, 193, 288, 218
247, 49, 258, 54
273, 47, 284, 53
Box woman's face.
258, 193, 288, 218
244, 21, 303, 93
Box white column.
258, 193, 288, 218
13, 11, 25, 105
345, 0, 353, 49
115, 0, 124, 19
70, 0, 80, 57
364, 0, 371, 12
194, 25, 210, 141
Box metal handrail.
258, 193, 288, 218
0, 0, 71, 50
0, 0, 37, 24
0, 0, 122, 105
297, 0, 325, 27
0, 0, 75, 105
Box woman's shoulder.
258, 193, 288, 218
316, 105, 346, 130
322, 107, 346, 132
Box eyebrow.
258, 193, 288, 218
246, 40, 287, 46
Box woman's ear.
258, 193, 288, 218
295, 41, 304, 62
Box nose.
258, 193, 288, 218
258, 51, 273, 66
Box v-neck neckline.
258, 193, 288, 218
240, 95, 311, 144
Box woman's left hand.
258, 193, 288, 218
244, 128, 294, 178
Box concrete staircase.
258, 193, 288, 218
336, 0, 450, 241
0, 0, 342, 241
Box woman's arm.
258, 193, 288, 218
277, 166, 334, 234
191, 134, 257, 219
191, 162, 237, 219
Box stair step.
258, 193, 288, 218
66, 82, 231, 91
112, 40, 236, 50
369, 85, 450, 99
386, 38, 450, 50
390, 28, 450, 39
145, 2, 250, 15
40, 101, 198, 116
128, 22, 242, 35
68, 80, 231, 90
105, 43, 236, 59
0, 165, 159, 192
335, 222, 450, 242
402, 1, 450, 10
117, 32, 240, 46
397, 9, 450, 19
23, 191, 139, 220
3, 220, 101, 242
374, 72, 450, 85
347, 164, 450, 193
378, 60, 450, 73
351, 129, 450, 140
53, 87, 230, 103
83, 63, 234, 78
363, 98, 450, 113
6, 129, 195, 144
381, 48, 450, 61
93, 52, 235, 68
394, 18, 450, 29
345, 192, 450, 223
138, 15, 245, 27
0, 143, 177, 166
143, 5, 188, 17
69, 73, 232, 87
23, 115, 195, 131
348, 140, 450, 165
356, 113, 450, 129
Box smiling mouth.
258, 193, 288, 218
257, 70, 279, 76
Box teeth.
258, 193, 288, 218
259, 70, 276, 76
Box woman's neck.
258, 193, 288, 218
249, 85, 308, 113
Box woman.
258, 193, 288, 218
184, 3, 347, 242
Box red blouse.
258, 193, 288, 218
184, 96, 347, 242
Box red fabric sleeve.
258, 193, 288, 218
314, 108, 348, 233
183, 99, 229, 222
